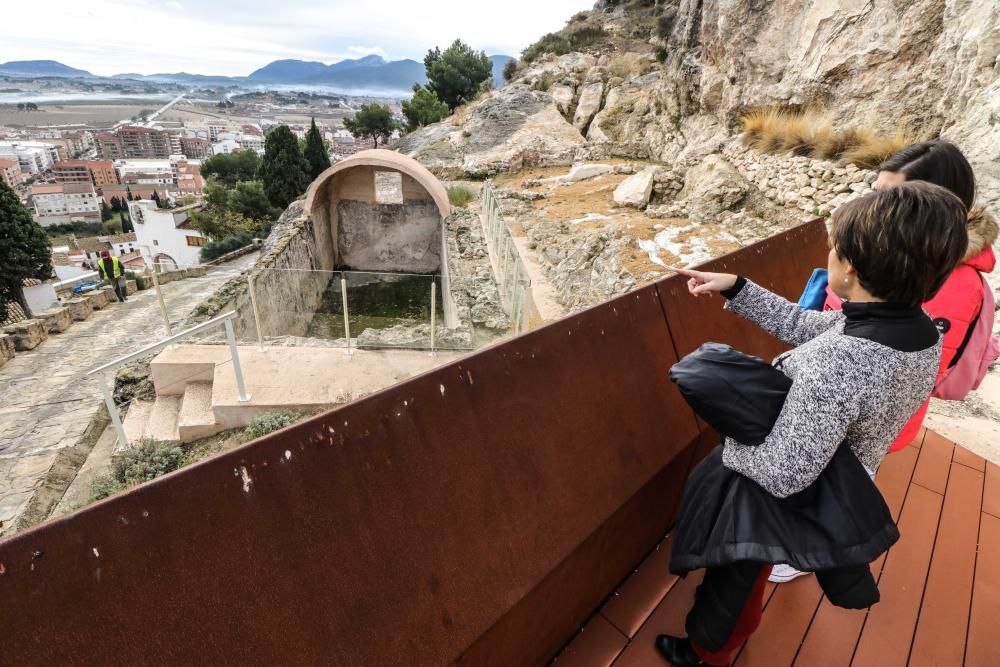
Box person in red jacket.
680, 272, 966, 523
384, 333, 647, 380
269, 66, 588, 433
834, 142, 996, 452
772, 140, 998, 585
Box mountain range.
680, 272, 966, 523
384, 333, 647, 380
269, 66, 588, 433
0, 55, 515, 95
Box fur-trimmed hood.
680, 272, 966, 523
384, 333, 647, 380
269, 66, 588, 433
965, 205, 998, 264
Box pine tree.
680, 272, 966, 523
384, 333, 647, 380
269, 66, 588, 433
0, 181, 52, 320
303, 118, 331, 180
257, 125, 311, 209
110, 196, 121, 213
100, 200, 113, 221
343, 104, 397, 148
424, 40, 493, 109
401, 84, 449, 132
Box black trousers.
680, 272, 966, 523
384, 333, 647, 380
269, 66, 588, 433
112, 277, 127, 302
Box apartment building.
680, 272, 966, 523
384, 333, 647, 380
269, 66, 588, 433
96, 126, 172, 159
52, 159, 119, 186
0, 141, 60, 174
31, 182, 101, 224
0, 159, 23, 189
179, 136, 212, 159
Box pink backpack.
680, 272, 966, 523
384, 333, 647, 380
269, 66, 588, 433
933, 273, 1000, 400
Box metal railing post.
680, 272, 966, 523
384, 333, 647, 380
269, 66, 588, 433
99, 373, 129, 449
247, 273, 265, 351
341, 277, 352, 356
429, 281, 437, 356
224, 319, 251, 402
150, 267, 172, 336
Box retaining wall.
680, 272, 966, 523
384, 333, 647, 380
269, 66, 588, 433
0, 219, 829, 665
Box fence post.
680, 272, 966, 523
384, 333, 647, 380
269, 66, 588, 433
224, 319, 251, 402
341, 277, 352, 356
430, 281, 437, 357
99, 373, 129, 449
150, 267, 172, 336
247, 273, 265, 351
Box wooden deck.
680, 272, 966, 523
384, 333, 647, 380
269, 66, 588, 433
554, 430, 1000, 667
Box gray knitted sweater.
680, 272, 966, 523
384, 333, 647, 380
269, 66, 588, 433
721, 281, 942, 498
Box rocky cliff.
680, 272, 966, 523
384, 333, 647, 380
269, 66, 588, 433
398, 0, 998, 205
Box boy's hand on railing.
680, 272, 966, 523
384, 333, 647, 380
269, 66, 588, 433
671, 267, 739, 297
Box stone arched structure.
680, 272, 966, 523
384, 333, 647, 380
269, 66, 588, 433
304, 149, 451, 273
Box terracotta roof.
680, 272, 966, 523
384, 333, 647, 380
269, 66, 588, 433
108, 232, 137, 243
0, 158, 17, 168
63, 182, 96, 194
31, 183, 64, 195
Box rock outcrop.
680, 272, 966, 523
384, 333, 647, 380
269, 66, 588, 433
396, 0, 998, 206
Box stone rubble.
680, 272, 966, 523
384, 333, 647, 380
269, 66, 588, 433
37, 307, 72, 334
2, 319, 48, 351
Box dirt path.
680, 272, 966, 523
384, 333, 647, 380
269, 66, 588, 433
0, 253, 257, 534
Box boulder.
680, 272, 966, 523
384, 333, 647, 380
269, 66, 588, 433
100, 286, 119, 304
677, 155, 749, 224
65, 297, 94, 321
0, 334, 13, 367
613, 167, 658, 208
560, 163, 614, 183
126, 279, 138, 295
549, 84, 575, 116
37, 307, 72, 333
572, 81, 605, 132
2, 319, 48, 351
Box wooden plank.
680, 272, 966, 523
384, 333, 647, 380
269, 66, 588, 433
908, 461, 984, 667
554, 614, 629, 667
792, 591, 870, 667
952, 444, 986, 472
611, 572, 703, 667
601, 535, 679, 638
875, 445, 920, 521
851, 484, 944, 667
966, 513, 1000, 667
911, 430, 954, 494
983, 462, 1000, 519
735, 576, 823, 667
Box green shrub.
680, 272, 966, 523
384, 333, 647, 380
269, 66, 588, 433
655, 48, 668, 63
447, 186, 475, 208
244, 411, 304, 440
200, 232, 252, 262
89, 439, 185, 502
522, 32, 572, 63
570, 11, 590, 22
567, 24, 608, 50
502, 58, 518, 83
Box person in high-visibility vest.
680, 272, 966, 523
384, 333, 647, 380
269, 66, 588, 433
98, 250, 127, 302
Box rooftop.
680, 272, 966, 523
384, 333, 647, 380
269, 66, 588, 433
30, 183, 63, 195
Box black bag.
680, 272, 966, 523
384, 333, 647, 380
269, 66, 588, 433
668, 343, 898, 577
669, 343, 791, 446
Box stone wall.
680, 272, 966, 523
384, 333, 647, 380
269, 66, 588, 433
337, 200, 442, 273
230, 201, 331, 341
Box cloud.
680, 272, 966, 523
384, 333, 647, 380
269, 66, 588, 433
0, 0, 594, 76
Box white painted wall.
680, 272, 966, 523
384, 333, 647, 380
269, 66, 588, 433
128, 201, 206, 268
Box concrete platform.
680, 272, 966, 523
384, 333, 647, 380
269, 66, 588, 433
207, 345, 463, 429
177, 382, 220, 441
151, 345, 229, 396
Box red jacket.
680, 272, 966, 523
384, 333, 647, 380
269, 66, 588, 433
825, 206, 998, 452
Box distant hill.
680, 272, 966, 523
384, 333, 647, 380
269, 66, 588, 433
490, 55, 514, 87
247, 59, 331, 82
0, 60, 93, 78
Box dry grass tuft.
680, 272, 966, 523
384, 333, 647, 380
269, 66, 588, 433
741, 107, 914, 167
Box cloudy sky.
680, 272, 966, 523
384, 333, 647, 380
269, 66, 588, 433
0, 0, 595, 76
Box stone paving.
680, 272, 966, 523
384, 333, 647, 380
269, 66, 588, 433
0, 253, 258, 534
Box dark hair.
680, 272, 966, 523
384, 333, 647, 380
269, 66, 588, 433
830, 181, 968, 306
879, 140, 976, 210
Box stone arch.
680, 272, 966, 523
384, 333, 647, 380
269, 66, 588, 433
153, 253, 178, 271
303, 149, 451, 273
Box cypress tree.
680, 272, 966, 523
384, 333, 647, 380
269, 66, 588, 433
257, 125, 311, 209
0, 181, 52, 320
303, 118, 331, 180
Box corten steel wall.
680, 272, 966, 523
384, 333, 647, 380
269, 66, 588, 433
0, 220, 829, 666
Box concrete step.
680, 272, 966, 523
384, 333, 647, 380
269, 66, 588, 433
144, 395, 181, 443
150, 345, 230, 396
177, 382, 223, 442
122, 399, 154, 445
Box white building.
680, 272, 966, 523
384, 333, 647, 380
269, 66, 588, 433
115, 159, 174, 184
128, 200, 207, 269
31, 182, 101, 224
237, 134, 264, 152
211, 139, 241, 155
0, 140, 60, 174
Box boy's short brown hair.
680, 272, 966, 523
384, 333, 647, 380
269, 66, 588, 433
830, 181, 968, 306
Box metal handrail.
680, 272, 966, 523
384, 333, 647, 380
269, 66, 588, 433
86, 310, 251, 450
85, 310, 237, 377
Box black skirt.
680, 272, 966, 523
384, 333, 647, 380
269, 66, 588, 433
669, 444, 899, 575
